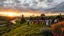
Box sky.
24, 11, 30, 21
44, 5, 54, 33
0, 0, 64, 13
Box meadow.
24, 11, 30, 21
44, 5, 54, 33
0, 15, 64, 36
0, 22, 52, 36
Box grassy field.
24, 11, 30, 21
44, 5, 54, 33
1, 23, 51, 36
0, 16, 53, 36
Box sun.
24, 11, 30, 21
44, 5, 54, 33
8, 13, 14, 17
7, 12, 20, 17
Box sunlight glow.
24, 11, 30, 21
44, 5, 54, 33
0, 12, 20, 17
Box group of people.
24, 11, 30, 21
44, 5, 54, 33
12, 14, 64, 26
27, 15, 64, 25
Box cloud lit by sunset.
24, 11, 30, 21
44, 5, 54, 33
0, 8, 64, 17
0, 0, 64, 17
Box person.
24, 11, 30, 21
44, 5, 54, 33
27, 20, 30, 25
41, 17, 45, 24
36, 16, 39, 24
29, 16, 33, 24
45, 18, 49, 25
21, 15, 26, 24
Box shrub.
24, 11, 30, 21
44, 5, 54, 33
51, 21, 64, 35
40, 28, 53, 36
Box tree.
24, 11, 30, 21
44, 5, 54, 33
41, 14, 45, 17
40, 13, 45, 20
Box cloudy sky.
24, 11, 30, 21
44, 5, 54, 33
0, 0, 64, 13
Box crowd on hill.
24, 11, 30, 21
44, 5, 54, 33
9, 13, 64, 26
26, 14, 64, 25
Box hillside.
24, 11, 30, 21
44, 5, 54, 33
2, 24, 51, 36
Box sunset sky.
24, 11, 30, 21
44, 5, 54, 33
0, 0, 64, 17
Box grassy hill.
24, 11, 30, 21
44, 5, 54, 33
1, 23, 51, 36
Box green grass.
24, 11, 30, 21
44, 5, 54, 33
0, 26, 7, 35
1, 23, 51, 36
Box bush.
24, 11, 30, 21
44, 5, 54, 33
40, 28, 53, 36
51, 21, 64, 35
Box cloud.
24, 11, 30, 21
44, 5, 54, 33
0, 0, 64, 12
46, 2, 64, 12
